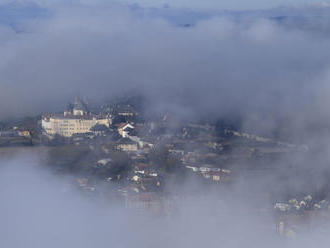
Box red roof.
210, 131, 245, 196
118, 123, 129, 129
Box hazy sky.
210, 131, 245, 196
0, 0, 326, 10
117, 0, 323, 10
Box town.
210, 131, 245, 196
0, 95, 329, 238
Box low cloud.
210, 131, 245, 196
0, 2, 330, 136
1, 150, 330, 248
0, 154, 286, 248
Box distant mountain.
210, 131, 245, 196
1, 1, 330, 35
127, 3, 330, 34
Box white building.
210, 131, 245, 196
42, 98, 112, 138
118, 123, 134, 138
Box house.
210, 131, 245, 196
202, 171, 222, 181
274, 203, 291, 212
204, 169, 231, 181
90, 124, 109, 136
18, 131, 31, 137
118, 123, 135, 138
0, 130, 31, 138
116, 138, 139, 152
185, 165, 199, 172
97, 158, 112, 166
132, 175, 141, 182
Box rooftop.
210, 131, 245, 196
43, 113, 108, 120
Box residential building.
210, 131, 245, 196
116, 137, 139, 152
118, 123, 134, 138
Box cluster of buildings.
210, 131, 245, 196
0, 129, 30, 138
185, 165, 231, 182
41, 98, 147, 152
123, 168, 165, 214
38, 97, 314, 217
274, 195, 330, 213
0, 127, 31, 146
274, 195, 330, 239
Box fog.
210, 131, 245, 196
0, 150, 330, 248
1, 2, 330, 247
0, 2, 330, 139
